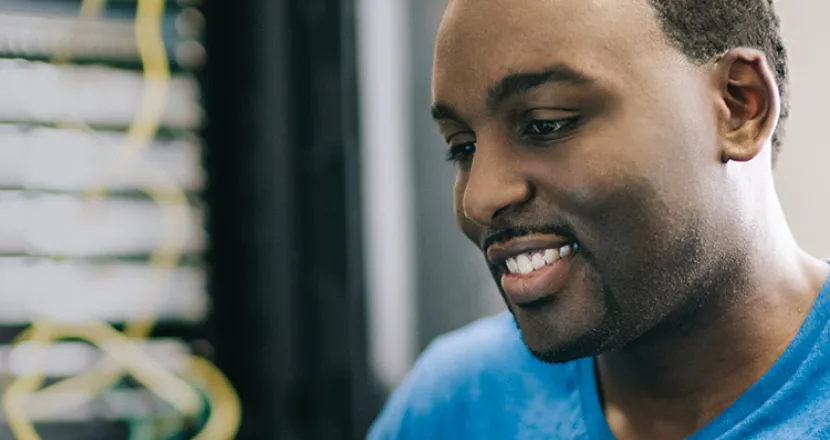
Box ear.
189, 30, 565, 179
711, 48, 781, 163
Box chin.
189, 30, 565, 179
524, 337, 606, 364
510, 305, 617, 364
497, 259, 626, 363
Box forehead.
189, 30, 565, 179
433, 0, 680, 110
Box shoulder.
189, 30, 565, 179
385, 312, 525, 406
412, 312, 528, 383
367, 313, 568, 439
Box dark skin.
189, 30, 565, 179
431, 0, 830, 439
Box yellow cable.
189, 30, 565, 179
85, 0, 169, 202
1, 0, 242, 438
52, 0, 106, 66
187, 356, 243, 440
1, 321, 53, 440
19, 0, 177, 398
8, 323, 202, 418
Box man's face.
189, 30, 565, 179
432, 0, 740, 362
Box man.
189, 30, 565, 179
369, 0, 830, 438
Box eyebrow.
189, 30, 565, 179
487, 65, 592, 112
431, 102, 463, 123
430, 65, 592, 123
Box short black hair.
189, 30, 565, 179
649, 0, 789, 164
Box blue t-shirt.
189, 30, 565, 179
368, 274, 830, 439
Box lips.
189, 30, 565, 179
487, 234, 580, 307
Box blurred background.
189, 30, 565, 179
0, 0, 824, 439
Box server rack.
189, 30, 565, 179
0, 0, 375, 437
0, 0, 215, 438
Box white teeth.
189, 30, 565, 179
517, 254, 533, 274
531, 253, 545, 269
506, 258, 519, 273
503, 243, 579, 275
544, 248, 560, 264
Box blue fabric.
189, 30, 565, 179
368, 273, 830, 439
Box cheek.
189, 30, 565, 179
564, 172, 668, 257
546, 98, 706, 233
558, 163, 707, 316
558, 133, 685, 252
534, 148, 654, 229
529, 134, 687, 278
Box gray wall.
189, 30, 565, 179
775, 0, 830, 257
409, 0, 505, 353
406, 0, 830, 354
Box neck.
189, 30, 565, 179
597, 185, 830, 440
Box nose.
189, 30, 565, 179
462, 143, 531, 228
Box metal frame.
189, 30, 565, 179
203, 0, 377, 438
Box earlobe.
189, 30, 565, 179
712, 48, 780, 163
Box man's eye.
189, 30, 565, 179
523, 118, 578, 137
446, 142, 476, 170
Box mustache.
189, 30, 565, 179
482, 224, 578, 253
